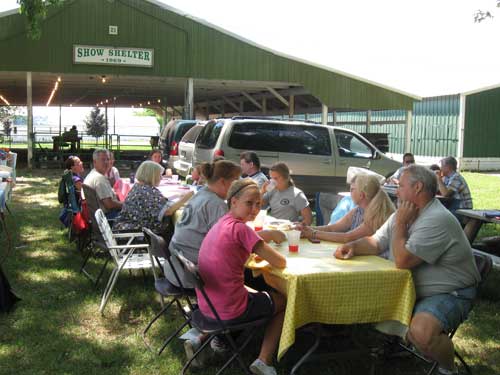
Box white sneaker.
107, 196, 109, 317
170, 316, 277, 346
184, 336, 212, 368
249, 358, 277, 375
210, 336, 229, 354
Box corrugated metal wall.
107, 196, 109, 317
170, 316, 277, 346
464, 87, 500, 158
284, 95, 460, 157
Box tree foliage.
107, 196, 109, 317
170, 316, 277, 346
0, 107, 17, 136
475, 0, 500, 22
17, 0, 65, 39
84, 106, 106, 140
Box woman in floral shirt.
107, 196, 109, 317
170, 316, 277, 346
113, 161, 193, 237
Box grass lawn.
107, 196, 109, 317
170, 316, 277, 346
0, 170, 499, 375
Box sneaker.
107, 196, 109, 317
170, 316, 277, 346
184, 337, 212, 368
438, 367, 458, 375
249, 358, 277, 375
210, 336, 229, 354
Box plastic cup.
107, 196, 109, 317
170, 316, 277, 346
253, 209, 267, 232
266, 179, 277, 192
171, 174, 179, 182
286, 230, 301, 253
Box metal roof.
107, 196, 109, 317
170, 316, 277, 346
0, 0, 420, 112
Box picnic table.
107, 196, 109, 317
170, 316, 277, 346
246, 238, 416, 362
457, 209, 500, 244
113, 177, 193, 202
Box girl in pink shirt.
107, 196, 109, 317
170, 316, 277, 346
198, 179, 287, 375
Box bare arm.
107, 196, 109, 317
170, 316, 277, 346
436, 176, 453, 197
316, 222, 374, 244
300, 206, 313, 226
101, 197, 122, 210
164, 191, 194, 216
392, 201, 423, 269
254, 241, 286, 268
257, 230, 286, 244
334, 236, 381, 259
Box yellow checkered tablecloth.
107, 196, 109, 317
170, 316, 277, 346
247, 239, 416, 360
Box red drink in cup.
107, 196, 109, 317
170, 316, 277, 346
286, 230, 301, 253
254, 226, 263, 232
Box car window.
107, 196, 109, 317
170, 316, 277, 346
181, 125, 203, 144
228, 122, 280, 151
174, 122, 196, 143
334, 130, 373, 159
279, 125, 331, 155
196, 120, 225, 149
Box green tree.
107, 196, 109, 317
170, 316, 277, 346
17, 0, 65, 39
0, 107, 17, 137
84, 106, 106, 142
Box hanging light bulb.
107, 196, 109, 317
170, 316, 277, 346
101, 75, 107, 83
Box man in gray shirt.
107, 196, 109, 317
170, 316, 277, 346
240, 151, 268, 188
335, 164, 480, 375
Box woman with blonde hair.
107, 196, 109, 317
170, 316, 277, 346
113, 161, 193, 236
261, 162, 313, 225
300, 174, 395, 243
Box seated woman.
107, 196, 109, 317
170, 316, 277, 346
300, 174, 395, 244
197, 179, 287, 375
113, 161, 193, 237
105, 151, 120, 187
64, 155, 84, 205
165, 160, 242, 289
261, 162, 313, 225
149, 149, 168, 175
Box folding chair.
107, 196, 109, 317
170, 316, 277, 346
142, 228, 195, 355
94, 208, 151, 314
399, 252, 493, 375
173, 249, 272, 375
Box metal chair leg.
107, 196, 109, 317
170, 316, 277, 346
99, 268, 119, 314
290, 325, 322, 375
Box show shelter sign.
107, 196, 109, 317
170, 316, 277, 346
73, 45, 154, 67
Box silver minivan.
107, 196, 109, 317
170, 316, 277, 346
193, 117, 400, 196
173, 123, 205, 177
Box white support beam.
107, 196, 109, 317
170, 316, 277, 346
321, 104, 328, 125
241, 91, 262, 110
333, 111, 337, 126
184, 77, 194, 119
222, 96, 241, 113
405, 110, 413, 153
266, 87, 289, 107
27, 71, 33, 169
457, 94, 466, 170
366, 110, 372, 133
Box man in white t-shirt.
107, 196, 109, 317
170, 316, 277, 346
335, 165, 480, 375
84, 149, 122, 219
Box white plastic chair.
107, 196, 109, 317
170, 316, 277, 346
94, 208, 152, 314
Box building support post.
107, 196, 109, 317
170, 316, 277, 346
321, 104, 328, 125
333, 111, 337, 126
457, 94, 466, 170
366, 110, 371, 134
405, 110, 413, 153
184, 77, 194, 119
262, 97, 267, 115
27, 72, 33, 169
289, 95, 295, 119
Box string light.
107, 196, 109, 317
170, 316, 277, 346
46, 78, 60, 106
157, 99, 161, 103
0, 95, 10, 105
101, 75, 107, 83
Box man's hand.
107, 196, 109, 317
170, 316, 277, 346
299, 225, 313, 239
395, 200, 418, 227
334, 243, 354, 260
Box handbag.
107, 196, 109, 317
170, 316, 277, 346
72, 211, 89, 234
58, 208, 71, 228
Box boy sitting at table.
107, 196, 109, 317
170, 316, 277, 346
196, 179, 287, 375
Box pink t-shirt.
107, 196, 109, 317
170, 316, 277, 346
197, 213, 262, 320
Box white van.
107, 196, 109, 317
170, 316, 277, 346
193, 117, 400, 196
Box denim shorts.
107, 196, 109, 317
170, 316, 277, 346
413, 286, 477, 333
